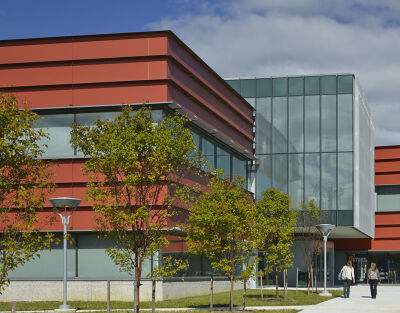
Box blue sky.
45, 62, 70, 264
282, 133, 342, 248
2, 0, 400, 145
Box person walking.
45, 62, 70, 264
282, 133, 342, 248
340, 260, 355, 298
367, 262, 380, 299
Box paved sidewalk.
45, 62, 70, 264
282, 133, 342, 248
300, 285, 400, 313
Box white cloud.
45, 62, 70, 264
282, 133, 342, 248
148, 0, 400, 145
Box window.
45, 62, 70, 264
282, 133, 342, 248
257, 78, 272, 97
338, 95, 353, 151
321, 95, 336, 152
305, 96, 320, 152
255, 98, 271, 154
272, 97, 288, 153
241, 79, 256, 98
305, 76, 320, 95
376, 185, 400, 212
272, 78, 287, 97
289, 77, 303, 96
288, 96, 304, 153
321, 76, 336, 95
338, 75, 353, 94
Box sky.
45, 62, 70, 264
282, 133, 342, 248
1, 0, 400, 146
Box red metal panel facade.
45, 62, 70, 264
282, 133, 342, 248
0, 31, 255, 233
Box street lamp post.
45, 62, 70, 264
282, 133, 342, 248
50, 197, 81, 310
316, 223, 335, 297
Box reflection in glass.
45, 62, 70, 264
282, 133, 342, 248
305, 76, 320, 95
289, 154, 304, 209
376, 185, 400, 212
37, 114, 75, 158
257, 155, 271, 200
321, 76, 336, 94
289, 96, 304, 153
76, 112, 118, 126
272, 154, 287, 193
257, 78, 272, 97
272, 78, 287, 97
305, 153, 320, 206
338, 95, 353, 151
272, 97, 288, 153
245, 98, 256, 108
256, 98, 271, 154
321, 153, 336, 211
338, 75, 353, 94
216, 146, 231, 179
321, 95, 336, 152
226, 80, 240, 93
305, 96, 320, 152
241, 79, 256, 98
338, 153, 352, 211
202, 137, 215, 171
232, 156, 247, 181
289, 77, 303, 96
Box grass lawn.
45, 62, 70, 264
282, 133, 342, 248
0, 289, 341, 311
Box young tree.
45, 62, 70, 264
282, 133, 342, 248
297, 200, 325, 294
0, 94, 55, 293
183, 173, 257, 312
70, 106, 196, 313
256, 188, 297, 298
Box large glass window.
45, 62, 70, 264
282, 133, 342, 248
376, 185, 400, 212
256, 98, 271, 154
232, 156, 247, 181
321, 95, 337, 152
257, 78, 272, 97
321, 153, 337, 211
305, 76, 320, 95
289, 154, 303, 209
272, 154, 287, 193
257, 155, 271, 200
321, 76, 337, 95
288, 96, 304, 153
338, 94, 353, 151
226, 80, 240, 93
201, 137, 215, 171
216, 146, 231, 179
37, 114, 75, 158
338, 152, 353, 211
289, 77, 303, 96
305, 153, 320, 206
241, 79, 256, 98
272, 78, 287, 97
305, 96, 320, 152
272, 97, 288, 153
338, 75, 353, 94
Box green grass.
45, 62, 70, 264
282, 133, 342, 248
0, 289, 341, 311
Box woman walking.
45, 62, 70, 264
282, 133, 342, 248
340, 260, 355, 298
367, 262, 380, 299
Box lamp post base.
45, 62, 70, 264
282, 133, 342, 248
319, 291, 332, 297
55, 308, 76, 313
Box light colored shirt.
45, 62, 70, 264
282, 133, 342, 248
341, 265, 355, 281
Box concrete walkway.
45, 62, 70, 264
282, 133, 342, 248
299, 285, 400, 313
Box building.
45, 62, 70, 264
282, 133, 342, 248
225, 75, 375, 286
0, 31, 254, 301
335, 145, 400, 284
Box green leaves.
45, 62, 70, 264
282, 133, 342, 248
255, 188, 297, 296
70, 105, 197, 306
0, 93, 55, 294
184, 172, 257, 279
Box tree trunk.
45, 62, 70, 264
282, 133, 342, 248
151, 279, 156, 313
229, 274, 234, 312
242, 279, 246, 310
307, 267, 311, 295
260, 274, 263, 300
134, 256, 142, 313
275, 269, 279, 298
210, 275, 213, 313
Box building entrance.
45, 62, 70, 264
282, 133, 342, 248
350, 252, 400, 284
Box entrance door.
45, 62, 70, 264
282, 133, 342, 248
351, 256, 368, 283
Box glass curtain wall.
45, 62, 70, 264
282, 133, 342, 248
227, 75, 354, 225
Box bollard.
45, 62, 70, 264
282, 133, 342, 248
11, 302, 16, 313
